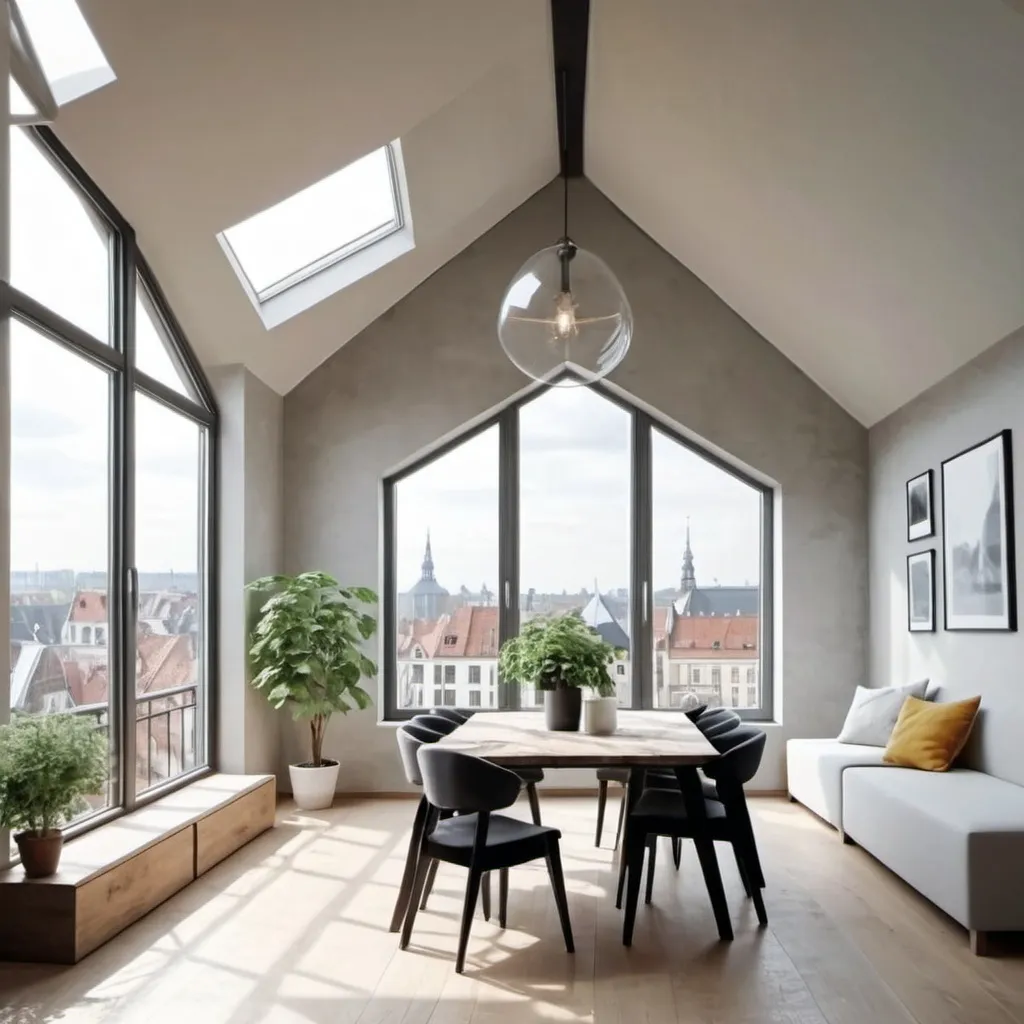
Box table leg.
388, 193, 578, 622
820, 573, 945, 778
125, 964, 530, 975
615, 767, 646, 909
676, 765, 733, 941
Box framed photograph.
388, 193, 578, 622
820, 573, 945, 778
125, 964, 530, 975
906, 469, 934, 541
941, 430, 1016, 631
907, 550, 935, 632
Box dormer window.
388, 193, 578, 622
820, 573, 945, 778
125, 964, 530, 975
443, 635, 457, 648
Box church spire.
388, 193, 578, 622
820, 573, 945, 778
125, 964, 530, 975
680, 518, 696, 593
421, 530, 435, 582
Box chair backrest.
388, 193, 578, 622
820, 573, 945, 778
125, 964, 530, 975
697, 707, 735, 724
702, 727, 767, 789
429, 708, 468, 726
683, 704, 708, 723
411, 713, 458, 736
397, 723, 441, 786
701, 713, 741, 739
417, 747, 521, 812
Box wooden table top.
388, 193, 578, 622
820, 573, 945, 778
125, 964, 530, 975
434, 711, 718, 768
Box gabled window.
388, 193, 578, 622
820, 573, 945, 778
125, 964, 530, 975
218, 141, 414, 329
7, 0, 116, 125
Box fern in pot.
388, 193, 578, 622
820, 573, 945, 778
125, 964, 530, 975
499, 613, 621, 732
247, 572, 378, 810
0, 714, 108, 877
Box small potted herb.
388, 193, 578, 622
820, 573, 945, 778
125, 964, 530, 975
247, 572, 378, 810
499, 614, 621, 731
0, 714, 108, 878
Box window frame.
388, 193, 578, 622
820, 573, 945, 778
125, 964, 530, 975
2, 126, 219, 843
382, 380, 774, 722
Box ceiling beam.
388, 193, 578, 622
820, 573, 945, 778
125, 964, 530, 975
551, 0, 589, 178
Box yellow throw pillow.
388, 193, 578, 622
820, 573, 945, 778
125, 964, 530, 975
883, 695, 981, 772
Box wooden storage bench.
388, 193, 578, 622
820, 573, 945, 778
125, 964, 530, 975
0, 774, 275, 964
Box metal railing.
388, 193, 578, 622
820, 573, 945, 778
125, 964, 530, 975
136, 683, 198, 792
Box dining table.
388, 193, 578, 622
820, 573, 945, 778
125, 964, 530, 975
434, 710, 733, 941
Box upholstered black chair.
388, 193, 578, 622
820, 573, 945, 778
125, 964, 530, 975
401, 747, 574, 973
594, 768, 629, 847
411, 713, 459, 735
429, 708, 470, 724
683, 703, 709, 722
620, 727, 768, 946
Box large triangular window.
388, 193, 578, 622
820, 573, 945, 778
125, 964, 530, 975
135, 277, 198, 400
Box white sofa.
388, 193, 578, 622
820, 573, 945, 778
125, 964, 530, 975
787, 738, 1024, 955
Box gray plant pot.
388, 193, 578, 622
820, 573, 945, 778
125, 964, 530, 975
544, 686, 582, 731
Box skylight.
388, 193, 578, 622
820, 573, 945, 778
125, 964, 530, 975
221, 142, 406, 302
9, 77, 35, 119
15, 0, 115, 106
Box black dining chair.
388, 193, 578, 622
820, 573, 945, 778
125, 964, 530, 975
401, 747, 575, 974
621, 727, 768, 946
416, 712, 544, 826
430, 708, 470, 724
594, 768, 629, 847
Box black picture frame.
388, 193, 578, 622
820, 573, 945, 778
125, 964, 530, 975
941, 430, 1016, 632
906, 469, 935, 542
907, 550, 935, 633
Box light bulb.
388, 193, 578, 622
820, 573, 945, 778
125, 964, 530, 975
553, 293, 576, 338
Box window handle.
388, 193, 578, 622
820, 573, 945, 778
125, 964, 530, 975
642, 581, 649, 624
504, 580, 511, 609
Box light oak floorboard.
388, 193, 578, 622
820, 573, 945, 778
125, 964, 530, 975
0, 797, 1022, 1023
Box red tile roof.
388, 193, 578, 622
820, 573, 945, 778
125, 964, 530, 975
668, 615, 758, 659
399, 606, 499, 659
68, 591, 107, 623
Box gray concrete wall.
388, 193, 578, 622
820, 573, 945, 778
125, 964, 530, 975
283, 179, 868, 792
870, 325, 1024, 788
212, 365, 283, 778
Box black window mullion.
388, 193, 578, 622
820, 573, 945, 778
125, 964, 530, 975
382, 477, 400, 720
498, 405, 520, 709
119, 232, 138, 812
631, 411, 653, 709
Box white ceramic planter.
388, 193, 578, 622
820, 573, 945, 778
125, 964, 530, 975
583, 696, 618, 736
289, 759, 340, 810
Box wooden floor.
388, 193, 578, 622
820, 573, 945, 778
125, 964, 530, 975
1, 795, 1023, 1023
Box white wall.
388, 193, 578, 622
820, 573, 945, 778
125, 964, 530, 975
281, 180, 868, 793
870, 325, 1024, 788
212, 365, 283, 778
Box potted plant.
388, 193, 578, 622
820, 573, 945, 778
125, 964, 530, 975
499, 613, 621, 731
0, 713, 108, 878
247, 572, 378, 811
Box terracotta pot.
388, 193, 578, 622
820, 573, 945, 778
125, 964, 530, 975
544, 686, 582, 731
15, 829, 64, 878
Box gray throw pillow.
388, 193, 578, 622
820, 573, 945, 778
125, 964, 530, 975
837, 681, 929, 747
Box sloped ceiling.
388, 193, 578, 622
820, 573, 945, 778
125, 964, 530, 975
57, 0, 1024, 425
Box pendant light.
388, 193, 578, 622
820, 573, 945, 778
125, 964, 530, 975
497, 71, 632, 386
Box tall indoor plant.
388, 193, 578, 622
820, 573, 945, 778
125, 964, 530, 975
0, 713, 108, 877
499, 613, 620, 731
247, 572, 378, 810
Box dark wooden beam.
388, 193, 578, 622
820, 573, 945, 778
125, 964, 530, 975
551, 0, 589, 178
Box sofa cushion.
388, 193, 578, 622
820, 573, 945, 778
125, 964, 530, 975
838, 681, 928, 746
884, 695, 981, 771
843, 767, 1024, 932
786, 739, 887, 828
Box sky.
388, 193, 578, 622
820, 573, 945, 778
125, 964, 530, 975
9, 126, 201, 579
395, 387, 762, 600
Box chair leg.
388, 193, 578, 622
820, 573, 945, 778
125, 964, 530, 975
419, 857, 440, 910
499, 867, 509, 928
389, 795, 428, 933
527, 782, 542, 826
481, 871, 491, 921
400, 852, 433, 950
749, 873, 768, 927
455, 866, 485, 974
545, 839, 575, 954
671, 837, 682, 871
613, 785, 627, 851
644, 836, 658, 905
621, 829, 647, 947
734, 844, 753, 898
595, 779, 608, 847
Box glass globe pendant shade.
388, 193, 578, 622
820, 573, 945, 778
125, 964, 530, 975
497, 241, 632, 386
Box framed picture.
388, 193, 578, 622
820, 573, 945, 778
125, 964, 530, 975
941, 430, 1016, 631
906, 469, 934, 541
907, 550, 935, 632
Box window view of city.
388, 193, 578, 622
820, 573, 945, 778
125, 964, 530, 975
393, 388, 763, 712
7, 126, 210, 836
